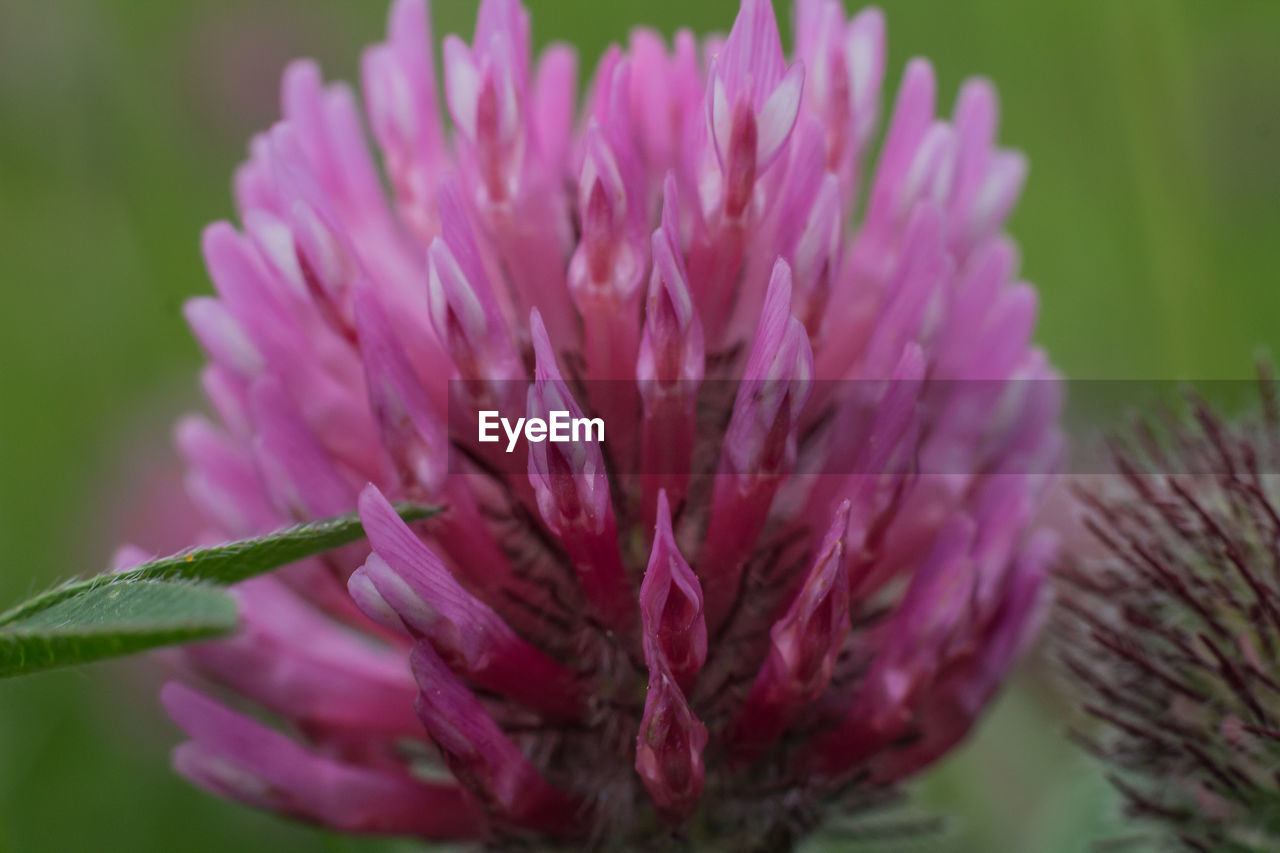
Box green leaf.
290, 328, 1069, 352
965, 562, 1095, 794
0, 502, 441, 678
0, 502, 441, 627
0, 581, 238, 677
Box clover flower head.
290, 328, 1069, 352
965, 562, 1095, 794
1058, 375, 1280, 851
159, 0, 1061, 846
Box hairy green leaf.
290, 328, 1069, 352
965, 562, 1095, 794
0, 581, 238, 677
0, 502, 440, 628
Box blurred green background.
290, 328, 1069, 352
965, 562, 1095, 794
1, 0, 1277, 850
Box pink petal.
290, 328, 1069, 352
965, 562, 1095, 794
354, 484, 587, 719
635, 660, 707, 823
162, 682, 483, 838
249, 377, 354, 519
756, 62, 805, 169
640, 491, 708, 690
353, 286, 447, 495
410, 642, 580, 835
184, 298, 263, 378
719, 0, 786, 106
442, 37, 481, 140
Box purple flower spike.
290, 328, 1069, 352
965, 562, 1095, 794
641, 491, 708, 691
795, 1, 885, 193
688, 0, 804, 339
637, 175, 704, 519
801, 511, 1037, 779
426, 181, 522, 390
699, 259, 814, 630
569, 90, 647, 450
635, 660, 708, 825
525, 311, 637, 634
361, 0, 446, 240
141, 0, 1061, 845
708, 0, 804, 184
728, 501, 852, 761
